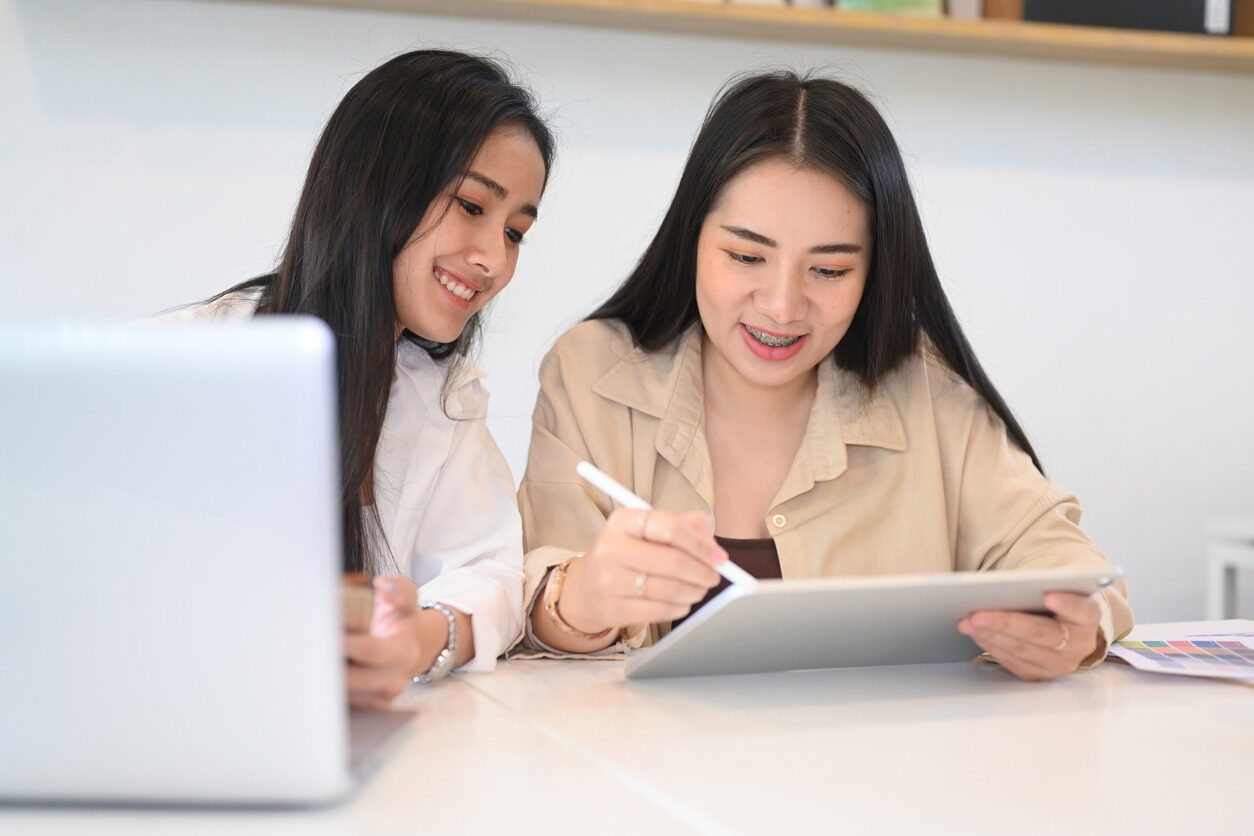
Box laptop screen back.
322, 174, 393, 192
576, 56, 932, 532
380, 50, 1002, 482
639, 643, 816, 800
0, 318, 350, 804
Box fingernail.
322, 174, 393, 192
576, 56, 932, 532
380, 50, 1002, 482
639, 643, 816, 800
705, 513, 716, 534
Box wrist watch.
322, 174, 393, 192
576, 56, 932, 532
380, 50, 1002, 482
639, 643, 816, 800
412, 602, 457, 684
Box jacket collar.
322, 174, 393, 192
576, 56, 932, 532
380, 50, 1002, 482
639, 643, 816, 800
592, 325, 907, 502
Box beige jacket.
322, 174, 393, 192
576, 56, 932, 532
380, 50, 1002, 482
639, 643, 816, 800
519, 319, 1132, 659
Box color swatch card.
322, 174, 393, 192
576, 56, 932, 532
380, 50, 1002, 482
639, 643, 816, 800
1110, 633, 1254, 681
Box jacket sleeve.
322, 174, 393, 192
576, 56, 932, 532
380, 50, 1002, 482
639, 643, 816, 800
932, 361, 1133, 666
408, 380, 525, 673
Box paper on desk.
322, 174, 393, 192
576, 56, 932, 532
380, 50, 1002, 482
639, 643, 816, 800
1109, 633, 1254, 681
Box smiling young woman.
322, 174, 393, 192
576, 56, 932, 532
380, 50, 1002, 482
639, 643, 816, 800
157, 50, 553, 706
517, 71, 1132, 682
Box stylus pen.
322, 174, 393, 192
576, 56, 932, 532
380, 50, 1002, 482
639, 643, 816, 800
575, 460, 757, 587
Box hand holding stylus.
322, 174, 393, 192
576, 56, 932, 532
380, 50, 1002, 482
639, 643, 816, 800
547, 462, 739, 636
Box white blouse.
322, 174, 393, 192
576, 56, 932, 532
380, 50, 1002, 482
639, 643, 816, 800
159, 290, 524, 672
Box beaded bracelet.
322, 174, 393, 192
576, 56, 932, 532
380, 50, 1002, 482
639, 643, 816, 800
412, 602, 457, 684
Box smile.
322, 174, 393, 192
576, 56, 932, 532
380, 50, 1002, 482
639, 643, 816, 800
744, 324, 801, 348
436, 268, 478, 303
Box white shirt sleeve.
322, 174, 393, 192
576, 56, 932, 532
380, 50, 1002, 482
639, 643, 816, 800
374, 348, 524, 674
407, 399, 525, 673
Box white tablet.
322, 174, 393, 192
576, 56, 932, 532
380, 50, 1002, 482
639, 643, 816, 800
624, 566, 1122, 680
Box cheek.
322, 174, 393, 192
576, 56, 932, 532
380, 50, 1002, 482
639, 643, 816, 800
813, 283, 864, 331
395, 243, 424, 279
494, 255, 519, 292
694, 255, 734, 310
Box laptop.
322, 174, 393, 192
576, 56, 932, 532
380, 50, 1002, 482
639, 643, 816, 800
0, 317, 412, 806
625, 565, 1121, 679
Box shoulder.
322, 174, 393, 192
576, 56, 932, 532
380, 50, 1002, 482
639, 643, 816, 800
916, 341, 992, 420
548, 318, 637, 361
862, 339, 986, 413
540, 318, 640, 383
832, 340, 992, 446
144, 287, 265, 324
871, 342, 1012, 458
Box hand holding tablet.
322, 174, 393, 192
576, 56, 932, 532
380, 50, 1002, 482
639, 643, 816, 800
959, 589, 1106, 681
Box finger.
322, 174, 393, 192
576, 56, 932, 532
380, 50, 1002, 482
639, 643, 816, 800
1044, 591, 1102, 627
346, 662, 408, 697
606, 598, 693, 627
345, 632, 407, 667
374, 575, 419, 612
966, 609, 1069, 652
617, 538, 721, 589
987, 650, 1056, 682
964, 623, 1069, 679
678, 511, 728, 566
609, 508, 725, 567
962, 629, 1057, 681
349, 689, 399, 710
601, 562, 710, 606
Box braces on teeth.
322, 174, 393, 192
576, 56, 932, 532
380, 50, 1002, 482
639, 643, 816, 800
745, 324, 800, 348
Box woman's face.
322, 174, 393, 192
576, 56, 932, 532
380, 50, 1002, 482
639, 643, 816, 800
695, 158, 870, 396
392, 125, 546, 344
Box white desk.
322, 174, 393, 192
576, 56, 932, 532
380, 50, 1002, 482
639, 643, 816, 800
5, 621, 1252, 835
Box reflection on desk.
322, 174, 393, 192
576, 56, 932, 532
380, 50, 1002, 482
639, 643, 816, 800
5, 621, 1252, 835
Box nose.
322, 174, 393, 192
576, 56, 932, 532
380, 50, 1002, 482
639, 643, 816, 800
467, 224, 508, 279
754, 264, 807, 325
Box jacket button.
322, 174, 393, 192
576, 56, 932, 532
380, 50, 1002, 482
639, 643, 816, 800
770, 514, 787, 529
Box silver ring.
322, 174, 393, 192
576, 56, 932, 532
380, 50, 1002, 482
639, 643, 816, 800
1053, 622, 1071, 652
637, 509, 650, 541
635, 572, 647, 597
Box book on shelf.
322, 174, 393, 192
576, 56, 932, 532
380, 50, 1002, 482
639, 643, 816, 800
947, 0, 983, 19
1023, 0, 1233, 35
838, 1, 944, 14
982, 0, 1023, 20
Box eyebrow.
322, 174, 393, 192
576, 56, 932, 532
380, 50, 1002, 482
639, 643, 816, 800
465, 171, 538, 219
720, 225, 862, 255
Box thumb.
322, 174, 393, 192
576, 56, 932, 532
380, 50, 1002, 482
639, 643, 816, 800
373, 574, 418, 612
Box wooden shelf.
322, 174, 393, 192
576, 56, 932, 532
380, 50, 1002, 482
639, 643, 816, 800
257, 0, 1254, 74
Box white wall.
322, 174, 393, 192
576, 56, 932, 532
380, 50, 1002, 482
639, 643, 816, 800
4, 0, 1253, 621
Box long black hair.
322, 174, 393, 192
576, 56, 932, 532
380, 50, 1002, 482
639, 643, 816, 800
218, 50, 554, 572
590, 70, 1041, 472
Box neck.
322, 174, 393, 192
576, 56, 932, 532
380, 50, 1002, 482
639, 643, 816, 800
700, 335, 818, 421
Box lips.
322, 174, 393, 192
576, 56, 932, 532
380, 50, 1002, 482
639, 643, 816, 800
740, 323, 807, 361
435, 267, 480, 310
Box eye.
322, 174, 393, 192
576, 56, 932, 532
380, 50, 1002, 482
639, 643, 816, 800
726, 251, 761, 265
456, 197, 483, 216
506, 228, 525, 245
814, 267, 851, 279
